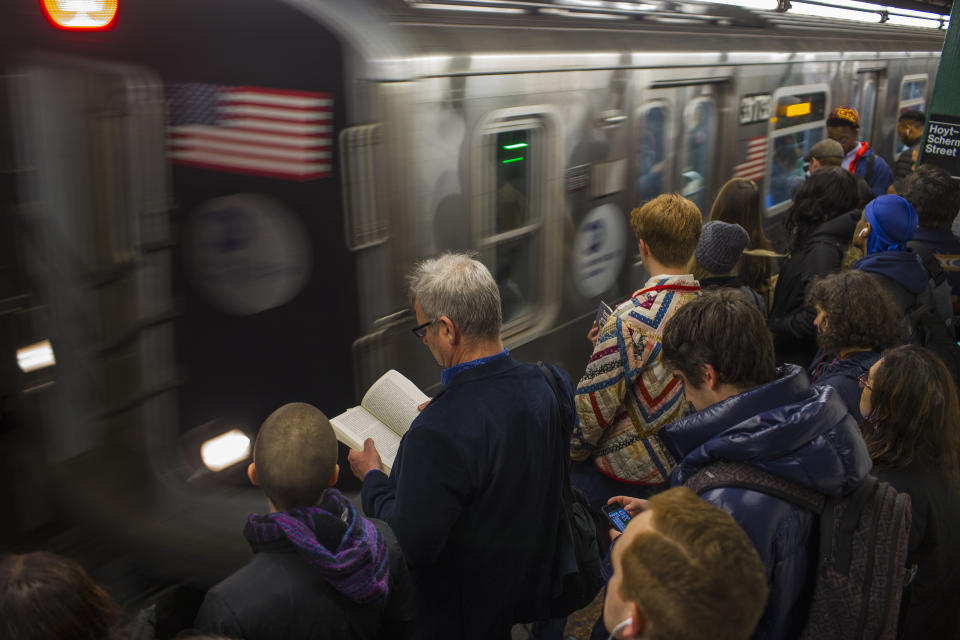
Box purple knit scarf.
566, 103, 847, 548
244, 489, 390, 604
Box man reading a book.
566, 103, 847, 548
572, 193, 702, 508
348, 253, 577, 640
195, 402, 415, 640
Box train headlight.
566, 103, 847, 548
200, 430, 251, 472
40, 0, 119, 31
17, 340, 56, 373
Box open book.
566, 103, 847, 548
330, 369, 429, 475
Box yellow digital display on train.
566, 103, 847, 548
783, 102, 813, 118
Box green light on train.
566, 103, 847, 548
502, 157, 525, 164
503, 143, 528, 150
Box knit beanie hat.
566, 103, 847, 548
864, 195, 918, 255
695, 221, 750, 275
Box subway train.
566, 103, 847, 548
0, 0, 946, 583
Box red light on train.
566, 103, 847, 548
39, 0, 118, 31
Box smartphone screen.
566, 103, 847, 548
602, 503, 632, 533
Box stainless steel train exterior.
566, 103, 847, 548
0, 0, 944, 578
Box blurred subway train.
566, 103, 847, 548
0, 0, 947, 585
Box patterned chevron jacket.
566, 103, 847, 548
573, 275, 700, 484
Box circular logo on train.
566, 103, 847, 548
184, 194, 312, 316
573, 204, 627, 298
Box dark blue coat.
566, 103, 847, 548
660, 366, 872, 640
809, 349, 881, 422
912, 227, 960, 315
362, 354, 575, 640
853, 146, 893, 197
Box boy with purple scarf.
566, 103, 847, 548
195, 402, 415, 640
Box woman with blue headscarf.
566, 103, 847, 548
853, 194, 950, 320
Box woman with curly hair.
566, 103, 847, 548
768, 167, 860, 367
859, 345, 960, 638
806, 270, 904, 420
709, 178, 775, 303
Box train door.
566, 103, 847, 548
8, 57, 175, 468
853, 69, 883, 148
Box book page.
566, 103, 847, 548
329, 406, 400, 473
360, 369, 429, 437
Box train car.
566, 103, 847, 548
0, 0, 945, 581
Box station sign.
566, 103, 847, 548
920, 113, 960, 179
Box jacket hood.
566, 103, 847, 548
663, 365, 871, 497
854, 250, 928, 295
806, 209, 860, 246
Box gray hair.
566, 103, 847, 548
408, 253, 502, 340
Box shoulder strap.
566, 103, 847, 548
536, 361, 576, 504
908, 240, 948, 286
865, 151, 875, 186
686, 460, 826, 514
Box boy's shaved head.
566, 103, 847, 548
253, 403, 338, 511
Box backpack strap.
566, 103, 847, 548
908, 240, 948, 287
686, 460, 826, 514
865, 151, 875, 187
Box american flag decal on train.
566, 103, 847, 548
167, 84, 333, 181
732, 136, 768, 182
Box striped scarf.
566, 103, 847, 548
244, 489, 390, 604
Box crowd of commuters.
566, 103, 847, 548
4, 107, 960, 640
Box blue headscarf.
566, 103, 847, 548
864, 195, 918, 255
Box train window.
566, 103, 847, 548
900, 76, 927, 103
771, 91, 826, 131
477, 121, 546, 327
495, 130, 533, 234
766, 85, 829, 212
857, 79, 876, 142
636, 103, 669, 204
680, 99, 713, 211
895, 75, 928, 156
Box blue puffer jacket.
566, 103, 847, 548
660, 366, 872, 640
809, 349, 881, 422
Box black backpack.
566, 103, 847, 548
536, 362, 605, 618
905, 242, 960, 389
687, 461, 913, 640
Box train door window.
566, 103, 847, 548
895, 74, 928, 155
680, 99, 714, 211
635, 102, 670, 204
766, 86, 828, 212
477, 121, 545, 327
854, 76, 877, 143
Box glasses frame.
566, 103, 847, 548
858, 372, 872, 390
411, 320, 435, 339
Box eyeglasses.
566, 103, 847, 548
858, 373, 872, 390
411, 320, 435, 339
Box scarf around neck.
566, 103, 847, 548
244, 489, 390, 604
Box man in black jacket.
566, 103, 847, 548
195, 402, 416, 640
348, 253, 576, 640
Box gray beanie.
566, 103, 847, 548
695, 221, 750, 275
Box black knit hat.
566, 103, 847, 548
695, 221, 750, 275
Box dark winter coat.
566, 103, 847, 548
194, 513, 416, 640
769, 210, 859, 366
853, 146, 894, 196
873, 465, 960, 638
660, 365, 872, 640
362, 354, 575, 640
808, 349, 881, 422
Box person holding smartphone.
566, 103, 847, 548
600, 487, 767, 640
